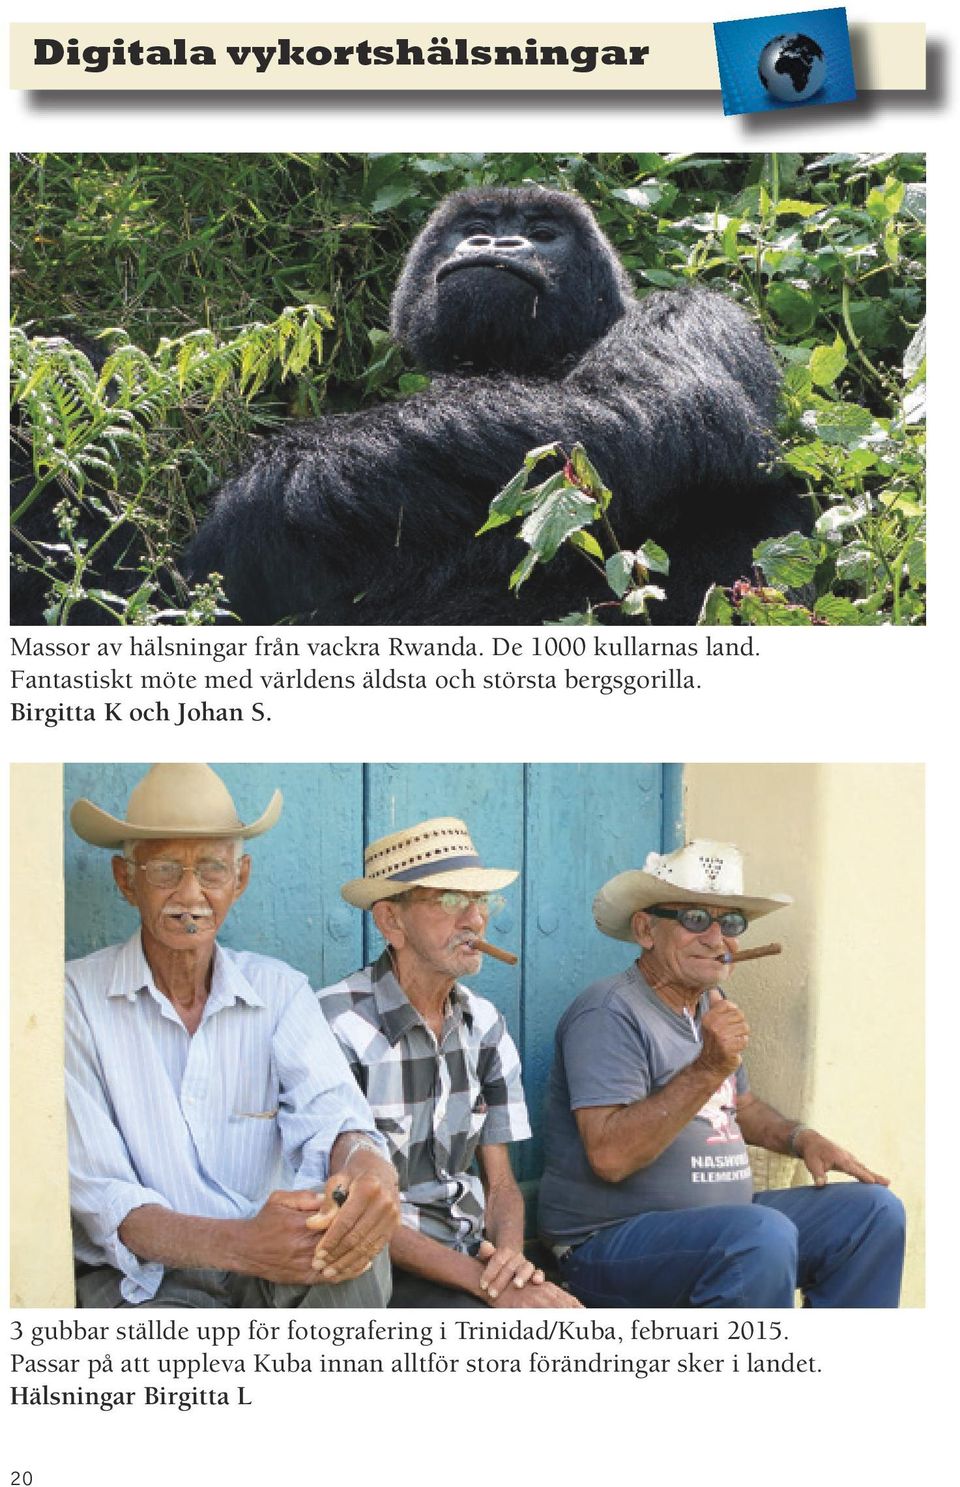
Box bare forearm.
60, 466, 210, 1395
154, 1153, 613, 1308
582, 1060, 727, 1183
119, 1205, 248, 1272
482, 1177, 525, 1252
390, 1224, 488, 1300
736, 1096, 799, 1154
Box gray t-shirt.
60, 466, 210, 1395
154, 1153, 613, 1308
539, 962, 753, 1244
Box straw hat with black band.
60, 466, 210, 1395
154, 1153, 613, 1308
341, 817, 516, 910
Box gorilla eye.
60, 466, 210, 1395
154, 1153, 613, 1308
462, 222, 494, 237
529, 226, 559, 243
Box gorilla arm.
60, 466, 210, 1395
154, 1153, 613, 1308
183, 287, 781, 626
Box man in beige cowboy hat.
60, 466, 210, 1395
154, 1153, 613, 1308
66, 764, 399, 1309
538, 840, 905, 1308
320, 816, 579, 1309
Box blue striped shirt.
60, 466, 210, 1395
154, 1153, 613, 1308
65, 933, 383, 1304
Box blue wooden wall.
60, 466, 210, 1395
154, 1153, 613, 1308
63, 763, 682, 1177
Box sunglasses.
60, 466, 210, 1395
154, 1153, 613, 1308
648, 905, 749, 938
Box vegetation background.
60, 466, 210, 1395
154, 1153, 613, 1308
10, 151, 926, 624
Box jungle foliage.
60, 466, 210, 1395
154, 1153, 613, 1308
10, 151, 926, 624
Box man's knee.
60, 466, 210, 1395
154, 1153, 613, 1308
735, 1204, 799, 1268
830, 1181, 906, 1238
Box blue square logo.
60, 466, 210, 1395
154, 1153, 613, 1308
714, 8, 857, 116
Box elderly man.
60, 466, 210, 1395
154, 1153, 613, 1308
539, 841, 906, 1308
66, 764, 399, 1309
321, 817, 578, 1309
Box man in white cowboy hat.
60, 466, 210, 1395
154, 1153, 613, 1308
320, 817, 579, 1309
66, 763, 400, 1309
538, 840, 905, 1308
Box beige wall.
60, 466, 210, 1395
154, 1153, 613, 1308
686, 763, 925, 1306
10, 763, 74, 1305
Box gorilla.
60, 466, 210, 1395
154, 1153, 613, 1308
181, 187, 800, 625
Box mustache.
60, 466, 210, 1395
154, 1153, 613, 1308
163, 909, 214, 936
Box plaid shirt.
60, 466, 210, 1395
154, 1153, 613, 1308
319, 950, 531, 1250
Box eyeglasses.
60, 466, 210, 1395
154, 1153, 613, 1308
649, 905, 749, 937
405, 890, 506, 917
131, 859, 238, 890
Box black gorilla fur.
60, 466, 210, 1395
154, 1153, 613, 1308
181, 186, 799, 625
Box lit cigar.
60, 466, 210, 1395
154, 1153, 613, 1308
471, 939, 519, 966
718, 942, 782, 965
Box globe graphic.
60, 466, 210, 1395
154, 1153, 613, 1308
758, 34, 826, 102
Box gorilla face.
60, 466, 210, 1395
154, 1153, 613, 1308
391, 187, 632, 375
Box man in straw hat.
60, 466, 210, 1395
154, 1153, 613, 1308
66, 764, 399, 1309
538, 841, 905, 1307
321, 817, 579, 1309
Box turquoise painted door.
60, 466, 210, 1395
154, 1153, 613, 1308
63, 762, 681, 1177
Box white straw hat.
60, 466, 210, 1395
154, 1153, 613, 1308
594, 840, 792, 942
70, 764, 282, 849
342, 816, 517, 910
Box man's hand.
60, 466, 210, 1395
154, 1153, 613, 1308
697, 988, 750, 1078
476, 1238, 545, 1299
793, 1129, 890, 1187
489, 1277, 583, 1309
307, 1164, 400, 1283
235, 1189, 330, 1284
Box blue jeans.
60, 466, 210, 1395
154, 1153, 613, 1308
559, 1184, 905, 1308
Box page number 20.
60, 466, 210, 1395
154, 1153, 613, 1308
12, 1473, 34, 1484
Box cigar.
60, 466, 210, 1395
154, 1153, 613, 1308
471, 938, 519, 966
719, 942, 782, 965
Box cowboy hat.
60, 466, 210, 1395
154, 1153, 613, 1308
341, 816, 517, 910
594, 840, 792, 943
70, 764, 282, 849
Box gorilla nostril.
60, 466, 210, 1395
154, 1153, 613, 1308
459, 235, 495, 251
494, 237, 529, 252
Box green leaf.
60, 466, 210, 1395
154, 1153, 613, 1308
548, 610, 601, 626
569, 443, 610, 499
622, 585, 666, 616
519, 484, 598, 563
698, 585, 735, 625
524, 442, 564, 468
904, 538, 925, 583
479, 469, 568, 535
722, 218, 743, 260
605, 551, 635, 598
807, 403, 878, 449
903, 320, 926, 383
508, 550, 540, 592
476, 469, 534, 534
610, 185, 664, 211
398, 373, 431, 396
635, 540, 670, 576
753, 532, 822, 587
767, 283, 816, 336
641, 269, 681, 289
369, 182, 420, 214
568, 528, 604, 560
815, 503, 867, 538
809, 336, 847, 388
782, 364, 814, 401
836, 542, 876, 582
738, 594, 812, 626
813, 595, 863, 624
865, 176, 905, 221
